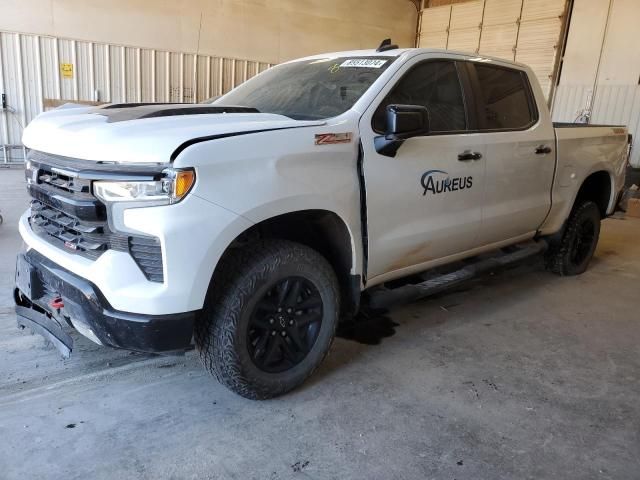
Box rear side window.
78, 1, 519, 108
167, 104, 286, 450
373, 60, 467, 133
473, 64, 536, 130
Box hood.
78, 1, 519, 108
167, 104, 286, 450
22, 103, 325, 163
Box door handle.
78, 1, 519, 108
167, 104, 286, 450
458, 151, 482, 161
535, 145, 552, 155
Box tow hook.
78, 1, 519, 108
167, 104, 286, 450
49, 297, 64, 310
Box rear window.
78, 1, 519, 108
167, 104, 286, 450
473, 64, 536, 130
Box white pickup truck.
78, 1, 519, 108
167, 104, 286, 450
15, 44, 630, 399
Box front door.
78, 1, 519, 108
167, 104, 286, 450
360, 57, 486, 281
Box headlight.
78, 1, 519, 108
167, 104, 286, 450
25, 160, 38, 185
93, 168, 195, 205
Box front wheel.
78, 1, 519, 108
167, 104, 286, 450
546, 200, 601, 276
195, 239, 340, 399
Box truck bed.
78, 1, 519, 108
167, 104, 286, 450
543, 124, 630, 235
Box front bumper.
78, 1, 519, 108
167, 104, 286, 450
15, 249, 196, 356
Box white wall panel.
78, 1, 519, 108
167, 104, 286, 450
0, 0, 417, 65
196, 55, 209, 103
0, 32, 26, 162
480, 0, 522, 60
520, 0, 565, 20
553, 85, 640, 167
0, 30, 274, 163
450, 1, 484, 30
183, 53, 195, 104
479, 24, 517, 59
447, 28, 481, 53
553, 0, 640, 167
448, 1, 483, 53
75, 41, 92, 102
515, 17, 563, 96
39, 37, 59, 101
418, 5, 451, 48
57, 38, 75, 101
482, 0, 522, 26
551, 84, 593, 123
20, 35, 42, 127
420, 31, 449, 49
155, 51, 169, 103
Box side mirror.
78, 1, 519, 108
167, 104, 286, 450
374, 104, 430, 157
386, 104, 430, 139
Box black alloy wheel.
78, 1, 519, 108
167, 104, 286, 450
570, 217, 596, 267
546, 200, 601, 276
195, 239, 339, 399
247, 277, 323, 373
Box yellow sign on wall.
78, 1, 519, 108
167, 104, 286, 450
60, 63, 73, 78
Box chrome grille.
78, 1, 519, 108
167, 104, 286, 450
29, 200, 124, 259
38, 167, 89, 194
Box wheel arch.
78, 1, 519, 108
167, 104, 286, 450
574, 170, 614, 218
207, 209, 362, 316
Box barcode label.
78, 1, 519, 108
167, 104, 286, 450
340, 59, 388, 69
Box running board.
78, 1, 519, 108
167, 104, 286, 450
366, 240, 548, 310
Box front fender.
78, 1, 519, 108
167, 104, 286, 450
174, 118, 364, 279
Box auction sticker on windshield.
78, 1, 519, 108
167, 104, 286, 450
340, 59, 388, 68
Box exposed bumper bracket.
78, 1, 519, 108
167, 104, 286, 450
16, 305, 73, 358
14, 249, 196, 355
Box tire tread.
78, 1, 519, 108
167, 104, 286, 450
194, 239, 338, 399
545, 200, 601, 276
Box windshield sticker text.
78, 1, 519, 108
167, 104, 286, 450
421, 170, 473, 196
340, 59, 388, 69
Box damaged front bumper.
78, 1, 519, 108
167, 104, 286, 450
14, 248, 196, 357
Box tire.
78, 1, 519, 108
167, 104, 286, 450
545, 200, 601, 276
195, 239, 340, 399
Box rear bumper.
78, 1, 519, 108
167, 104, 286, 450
14, 249, 196, 356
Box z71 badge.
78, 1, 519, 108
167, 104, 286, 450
421, 170, 473, 196
315, 133, 353, 145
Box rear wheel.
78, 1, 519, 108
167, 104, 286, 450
546, 200, 601, 276
195, 239, 339, 399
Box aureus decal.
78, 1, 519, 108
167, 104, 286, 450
421, 170, 473, 196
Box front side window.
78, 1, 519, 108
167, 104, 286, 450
473, 64, 535, 130
211, 56, 396, 120
373, 60, 467, 133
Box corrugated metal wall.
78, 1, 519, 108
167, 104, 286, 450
550, 0, 640, 168
0, 31, 273, 164
552, 85, 640, 167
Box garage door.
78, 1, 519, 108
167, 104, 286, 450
515, 0, 566, 97
447, 1, 483, 52
418, 0, 567, 99
418, 4, 451, 49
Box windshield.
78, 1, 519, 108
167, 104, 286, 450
211, 56, 396, 120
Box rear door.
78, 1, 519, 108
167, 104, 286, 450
465, 62, 555, 245
360, 56, 486, 281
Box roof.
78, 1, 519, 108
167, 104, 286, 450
285, 48, 529, 70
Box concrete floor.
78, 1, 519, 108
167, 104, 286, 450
1, 166, 639, 480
